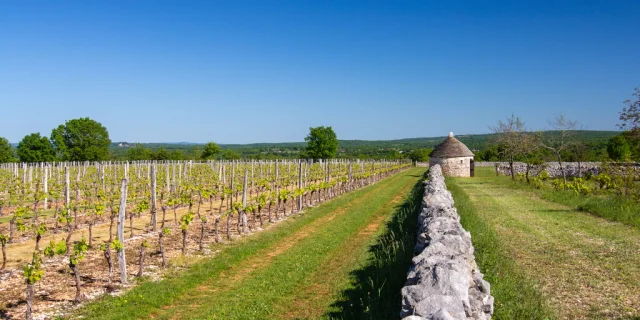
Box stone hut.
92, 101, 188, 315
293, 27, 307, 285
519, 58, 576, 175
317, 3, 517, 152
429, 132, 475, 177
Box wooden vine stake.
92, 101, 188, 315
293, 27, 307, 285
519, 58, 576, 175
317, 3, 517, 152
150, 164, 157, 231
117, 178, 128, 284
64, 166, 70, 207
43, 165, 48, 210
241, 169, 248, 233
298, 161, 303, 212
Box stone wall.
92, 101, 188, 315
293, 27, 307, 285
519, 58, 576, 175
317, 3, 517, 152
473, 162, 499, 167
494, 162, 602, 177
401, 165, 493, 320
429, 156, 473, 177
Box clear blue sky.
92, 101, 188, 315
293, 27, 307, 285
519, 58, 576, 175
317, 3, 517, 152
1, 0, 638, 144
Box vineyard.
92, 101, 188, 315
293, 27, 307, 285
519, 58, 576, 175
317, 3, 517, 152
0, 159, 410, 319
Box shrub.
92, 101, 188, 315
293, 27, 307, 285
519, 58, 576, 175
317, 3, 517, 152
593, 173, 617, 190
530, 177, 544, 189
538, 170, 550, 181
551, 179, 565, 191
566, 178, 591, 196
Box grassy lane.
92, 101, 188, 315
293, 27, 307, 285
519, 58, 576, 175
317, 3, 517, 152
448, 169, 640, 319
74, 168, 426, 320
273, 173, 424, 319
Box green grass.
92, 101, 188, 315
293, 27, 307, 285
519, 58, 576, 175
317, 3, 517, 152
72, 168, 426, 320
475, 167, 640, 229
326, 172, 425, 319
449, 169, 640, 319
447, 179, 553, 320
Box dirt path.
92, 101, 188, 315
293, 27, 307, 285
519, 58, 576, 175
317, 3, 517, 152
453, 177, 640, 319
2, 203, 197, 268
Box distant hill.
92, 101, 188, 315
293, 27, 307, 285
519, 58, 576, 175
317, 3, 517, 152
109, 130, 619, 155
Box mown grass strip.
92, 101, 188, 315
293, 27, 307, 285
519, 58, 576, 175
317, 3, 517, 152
446, 177, 554, 320
325, 172, 425, 320
149, 168, 425, 320
474, 167, 640, 229
452, 171, 640, 318
72, 169, 419, 320
275, 172, 426, 319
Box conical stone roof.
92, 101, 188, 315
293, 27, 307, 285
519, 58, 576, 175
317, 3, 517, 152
430, 132, 474, 158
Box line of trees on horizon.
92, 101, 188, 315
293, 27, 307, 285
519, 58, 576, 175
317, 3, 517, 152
0, 122, 434, 163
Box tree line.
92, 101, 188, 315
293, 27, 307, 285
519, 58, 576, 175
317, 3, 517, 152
485, 87, 640, 183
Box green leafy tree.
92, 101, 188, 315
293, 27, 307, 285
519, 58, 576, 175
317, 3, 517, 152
17, 133, 56, 162
169, 149, 185, 160
152, 147, 170, 160
406, 148, 432, 162
304, 126, 338, 160
201, 141, 222, 160
50, 117, 111, 161
221, 149, 241, 160
0, 137, 15, 163
607, 134, 631, 161
126, 144, 152, 160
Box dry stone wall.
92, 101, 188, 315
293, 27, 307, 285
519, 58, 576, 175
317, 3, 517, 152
401, 165, 493, 320
492, 162, 602, 177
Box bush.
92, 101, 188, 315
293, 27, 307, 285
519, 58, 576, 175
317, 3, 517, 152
566, 178, 591, 196
530, 177, 544, 189
593, 173, 617, 190
538, 170, 550, 181
551, 179, 565, 191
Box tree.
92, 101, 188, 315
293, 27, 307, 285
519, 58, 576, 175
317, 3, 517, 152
0, 137, 15, 163
475, 145, 500, 161
490, 115, 527, 180
406, 148, 432, 162
17, 133, 56, 162
221, 149, 241, 160
304, 126, 338, 161
126, 144, 152, 161
169, 150, 185, 160
540, 114, 580, 184
152, 148, 170, 161
50, 117, 111, 161
607, 134, 631, 161
619, 87, 640, 139
565, 137, 592, 177
201, 142, 222, 160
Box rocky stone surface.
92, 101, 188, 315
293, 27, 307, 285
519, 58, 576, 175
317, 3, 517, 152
478, 161, 640, 178
493, 162, 602, 177
401, 165, 493, 320
429, 156, 473, 177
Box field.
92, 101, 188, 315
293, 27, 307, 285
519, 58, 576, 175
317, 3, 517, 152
73, 167, 426, 319
0, 160, 412, 319
2, 161, 639, 319
448, 167, 640, 319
